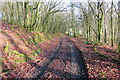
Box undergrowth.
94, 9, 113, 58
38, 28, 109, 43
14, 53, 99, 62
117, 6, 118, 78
30, 33, 54, 45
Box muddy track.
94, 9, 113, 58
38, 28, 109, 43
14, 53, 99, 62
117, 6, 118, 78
36, 37, 89, 79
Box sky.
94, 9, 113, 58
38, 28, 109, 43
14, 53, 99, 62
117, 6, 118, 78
0, 11, 1, 19
0, 0, 119, 19
69, 0, 119, 2
0, 0, 119, 2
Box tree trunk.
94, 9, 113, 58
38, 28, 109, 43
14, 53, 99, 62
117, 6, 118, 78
111, 1, 114, 47
118, 1, 120, 57
24, 2, 29, 29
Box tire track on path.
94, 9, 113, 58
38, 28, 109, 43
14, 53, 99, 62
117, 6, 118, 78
36, 37, 88, 79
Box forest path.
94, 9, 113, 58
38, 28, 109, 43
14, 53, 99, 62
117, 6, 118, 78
36, 37, 88, 79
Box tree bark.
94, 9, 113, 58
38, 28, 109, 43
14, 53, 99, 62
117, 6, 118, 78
111, 1, 114, 47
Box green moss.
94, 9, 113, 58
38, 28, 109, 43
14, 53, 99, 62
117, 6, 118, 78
1, 58, 5, 60
92, 41, 99, 45
4, 44, 9, 52
32, 52, 38, 57
15, 35, 19, 37
4, 47, 27, 63
2, 69, 9, 72
25, 41, 29, 45
30, 37, 38, 46
28, 49, 41, 61
98, 72, 107, 79
11, 26, 14, 30
20, 37, 23, 40
112, 58, 120, 63
11, 51, 25, 57
98, 53, 109, 58
32, 49, 41, 56
13, 65, 17, 68
83, 41, 92, 45
98, 72, 106, 75
35, 49, 41, 54
46, 35, 53, 40
14, 58, 26, 64
31, 33, 48, 44
35, 33, 39, 42
0, 31, 3, 33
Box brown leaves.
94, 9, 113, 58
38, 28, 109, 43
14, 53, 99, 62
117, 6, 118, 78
1, 28, 61, 78
70, 37, 119, 79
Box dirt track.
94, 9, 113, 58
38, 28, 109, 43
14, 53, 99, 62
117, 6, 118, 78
35, 37, 88, 79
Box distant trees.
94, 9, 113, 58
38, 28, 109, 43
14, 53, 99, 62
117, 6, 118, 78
1, 1, 67, 33
88, 2, 104, 42
76, 1, 119, 48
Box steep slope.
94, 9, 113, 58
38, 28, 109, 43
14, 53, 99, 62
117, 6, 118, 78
0, 24, 62, 78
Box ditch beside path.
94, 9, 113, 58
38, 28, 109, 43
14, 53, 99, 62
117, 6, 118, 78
36, 37, 89, 79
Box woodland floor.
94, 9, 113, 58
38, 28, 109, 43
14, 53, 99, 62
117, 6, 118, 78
0, 24, 119, 79
70, 37, 119, 79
